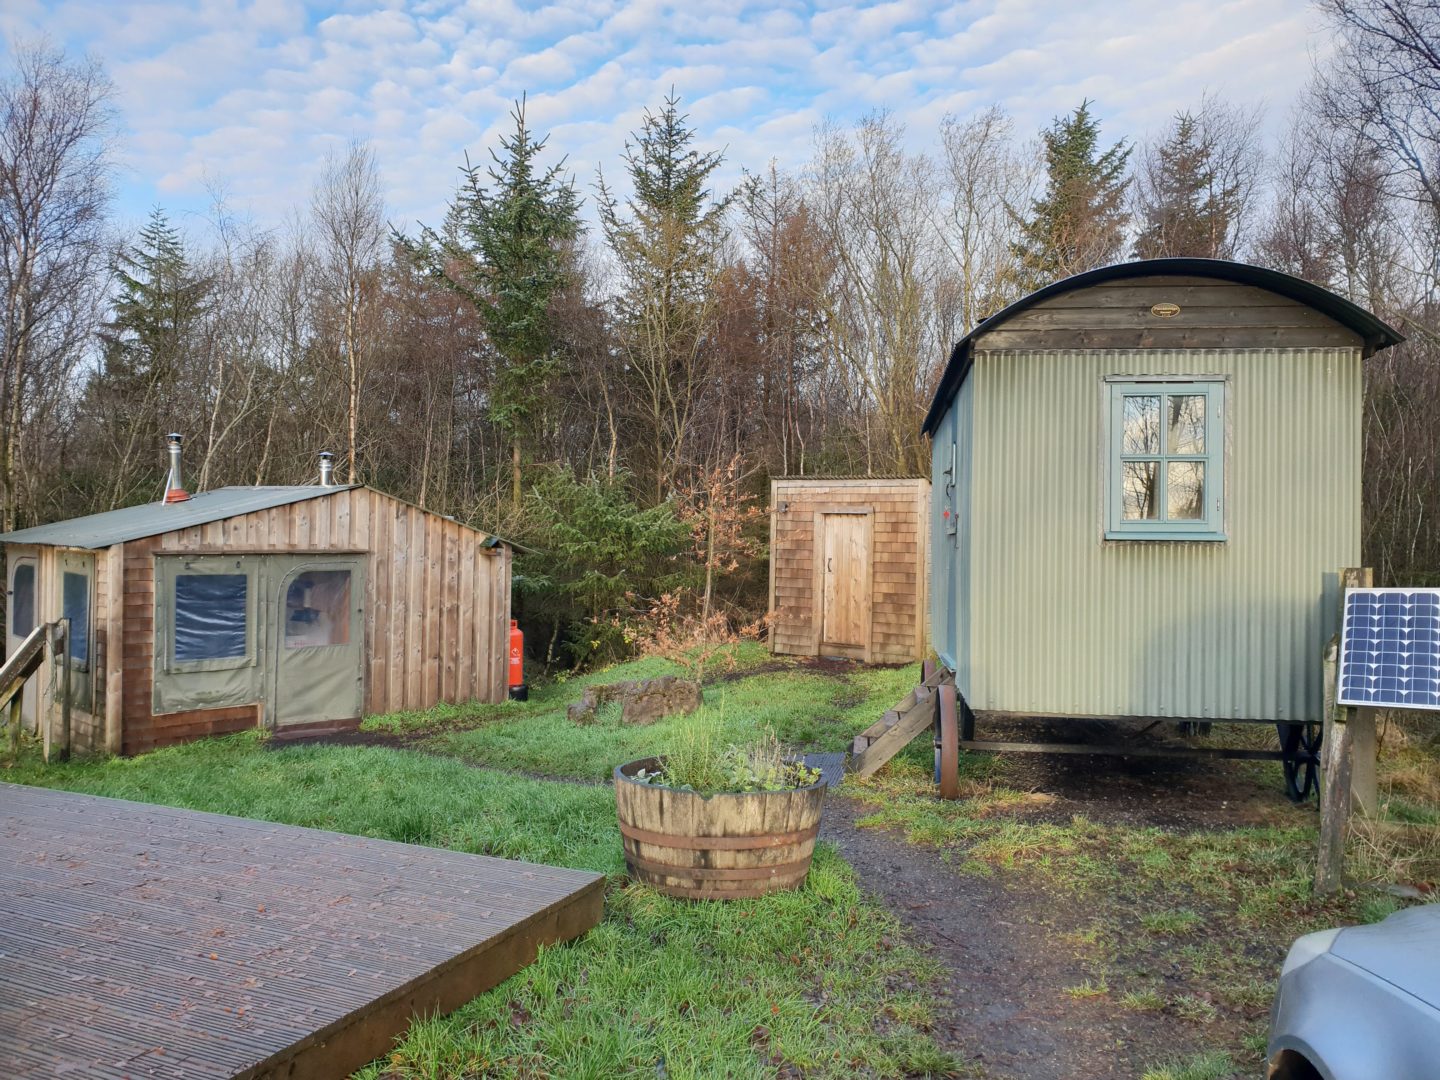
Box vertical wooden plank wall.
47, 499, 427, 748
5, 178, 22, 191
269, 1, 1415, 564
112, 488, 511, 753
769, 479, 929, 664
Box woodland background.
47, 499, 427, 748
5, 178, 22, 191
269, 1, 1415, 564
2, 0, 1437, 669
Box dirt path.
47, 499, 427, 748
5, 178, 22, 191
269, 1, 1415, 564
823, 795, 1179, 1079
822, 718, 1304, 1079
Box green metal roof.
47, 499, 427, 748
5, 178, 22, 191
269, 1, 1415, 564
0, 486, 360, 550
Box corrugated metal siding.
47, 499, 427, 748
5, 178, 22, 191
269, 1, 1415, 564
930, 376, 975, 692
966, 347, 1360, 723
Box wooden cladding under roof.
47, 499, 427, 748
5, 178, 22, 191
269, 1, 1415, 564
971, 276, 1367, 352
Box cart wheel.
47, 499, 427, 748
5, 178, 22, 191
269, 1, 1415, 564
938, 682, 960, 800
1277, 722, 1322, 803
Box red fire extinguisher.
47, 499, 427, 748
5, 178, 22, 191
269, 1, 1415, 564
508, 620, 528, 701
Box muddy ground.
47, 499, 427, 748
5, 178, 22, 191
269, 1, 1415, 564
825, 713, 1306, 1080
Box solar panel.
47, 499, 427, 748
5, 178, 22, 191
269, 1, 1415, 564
1337, 588, 1440, 711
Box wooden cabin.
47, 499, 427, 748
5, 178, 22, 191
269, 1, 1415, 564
923, 258, 1403, 728
0, 459, 511, 756
768, 477, 929, 664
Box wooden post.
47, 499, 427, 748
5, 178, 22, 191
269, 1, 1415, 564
1344, 568, 1378, 816
1315, 634, 1352, 896
57, 618, 71, 764
6, 689, 19, 763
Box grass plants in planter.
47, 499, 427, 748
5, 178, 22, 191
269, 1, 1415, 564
615, 697, 828, 900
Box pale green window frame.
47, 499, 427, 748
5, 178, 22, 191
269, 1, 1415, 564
1105, 377, 1226, 541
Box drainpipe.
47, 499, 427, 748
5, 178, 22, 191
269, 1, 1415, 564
319, 450, 336, 487
163, 433, 190, 504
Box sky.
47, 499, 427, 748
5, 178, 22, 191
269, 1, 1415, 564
1, 0, 1338, 238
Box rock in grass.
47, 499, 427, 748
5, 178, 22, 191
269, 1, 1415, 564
567, 677, 702, 726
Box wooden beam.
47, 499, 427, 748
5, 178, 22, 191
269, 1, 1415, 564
851, 691, 937, 777
1316, 634, 1352, 896
958, 739, 1292, 762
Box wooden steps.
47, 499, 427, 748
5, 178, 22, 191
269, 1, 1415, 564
849, 665, 947, 777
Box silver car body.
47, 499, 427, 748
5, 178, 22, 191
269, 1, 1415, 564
1268, 904, 1440, 1079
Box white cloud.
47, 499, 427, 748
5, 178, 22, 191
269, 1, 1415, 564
2, 0, 1331, 231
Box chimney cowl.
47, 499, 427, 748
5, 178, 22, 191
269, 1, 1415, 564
319, 450, 336, 488
163, 433, 191, 504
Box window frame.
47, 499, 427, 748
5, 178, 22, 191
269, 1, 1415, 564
1103, 375, 1227, 542
157, 556, 258, 674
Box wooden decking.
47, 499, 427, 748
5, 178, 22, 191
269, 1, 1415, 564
0, 783, 606, 1079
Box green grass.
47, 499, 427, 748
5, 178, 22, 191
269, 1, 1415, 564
1140, 1051, 1236, 1080
5, 730, 963, 1078
400, 651, 921, 782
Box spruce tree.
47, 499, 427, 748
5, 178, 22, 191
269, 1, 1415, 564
597, 92, 732, 504
407, 99, 581, 509
1012, 101, 1131, 287
1133, 110, 1248, 259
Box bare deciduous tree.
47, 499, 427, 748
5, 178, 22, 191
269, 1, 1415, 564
0, 40, 113, 529
311, 140, 386, 483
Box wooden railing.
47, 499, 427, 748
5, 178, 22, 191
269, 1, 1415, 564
2, 619, 70, 763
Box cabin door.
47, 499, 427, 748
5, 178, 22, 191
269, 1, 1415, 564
6, 554, 38, 728
270, 556, 365, 729
817, 510, 872, 660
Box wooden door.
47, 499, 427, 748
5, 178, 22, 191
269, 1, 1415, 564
819, 512, 871, 657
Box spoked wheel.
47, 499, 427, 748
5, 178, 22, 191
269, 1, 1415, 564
1277, 722, 1322, 803
937, 682, 960, 800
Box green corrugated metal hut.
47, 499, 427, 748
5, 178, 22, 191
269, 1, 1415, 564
923, 258, 1403, 728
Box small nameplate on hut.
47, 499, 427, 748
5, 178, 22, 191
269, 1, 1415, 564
1150, 302, 1181, 318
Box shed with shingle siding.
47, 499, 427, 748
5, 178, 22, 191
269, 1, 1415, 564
768, 477, 929, 665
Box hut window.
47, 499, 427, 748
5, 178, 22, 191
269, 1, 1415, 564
11, 562, 35, 636
1105, 379, 1225, 541
61, 571, 90, 666
174, 574, 249, 662
284, 570, 351, 648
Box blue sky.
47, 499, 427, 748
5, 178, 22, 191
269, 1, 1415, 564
2, 0, 1335, 237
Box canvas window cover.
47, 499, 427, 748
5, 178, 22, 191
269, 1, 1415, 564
174, 573, 248, 662
62, 571, 90, 665
11, 562, 35, 636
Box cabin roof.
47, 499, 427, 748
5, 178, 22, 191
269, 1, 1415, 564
920, 258, 1406, 436
0, 486, 362, 549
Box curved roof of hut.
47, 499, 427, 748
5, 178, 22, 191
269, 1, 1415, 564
921, 258, 1406, 436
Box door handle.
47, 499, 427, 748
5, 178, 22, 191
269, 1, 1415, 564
826, 557, 833, 573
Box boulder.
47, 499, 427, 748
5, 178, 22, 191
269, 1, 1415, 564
567, 676, 702, 726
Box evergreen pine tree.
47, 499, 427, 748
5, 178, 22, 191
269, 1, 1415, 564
1133, 110, 1247, 259
597, 92, 732, 503
407, 99, 581, 509
1012, 101, 1131, 286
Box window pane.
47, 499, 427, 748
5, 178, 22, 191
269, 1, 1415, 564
1167, 462, 1206, 520
62, 571, 89, 665
1167, 394, 1206, 454
1122, 395, 1160, 453
175, 574, 248, 662
285, 570, 352, 648
1121, 461, 1159, 520
12, 563, 35, 637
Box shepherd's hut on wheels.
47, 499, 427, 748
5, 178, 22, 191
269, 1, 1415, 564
921, 258, 1404, 799
0, 437, 513, 757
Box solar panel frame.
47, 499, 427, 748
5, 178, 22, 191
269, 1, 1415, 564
1336, 587, 1440, 712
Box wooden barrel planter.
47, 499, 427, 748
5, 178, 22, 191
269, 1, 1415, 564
613, 757, 826, 900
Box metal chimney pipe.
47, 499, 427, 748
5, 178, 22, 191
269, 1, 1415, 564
319, 450, 335, 488
162, 433, 190, 504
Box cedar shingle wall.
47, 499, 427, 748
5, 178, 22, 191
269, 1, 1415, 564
769, 479, 929, 664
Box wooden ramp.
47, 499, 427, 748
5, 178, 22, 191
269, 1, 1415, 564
0, 783, 605, 1079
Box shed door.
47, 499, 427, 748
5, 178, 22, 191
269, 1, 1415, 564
272, 557, 365, 728
819, 512, 871, 657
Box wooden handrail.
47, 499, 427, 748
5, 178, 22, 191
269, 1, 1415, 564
2, 619, 71, 763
